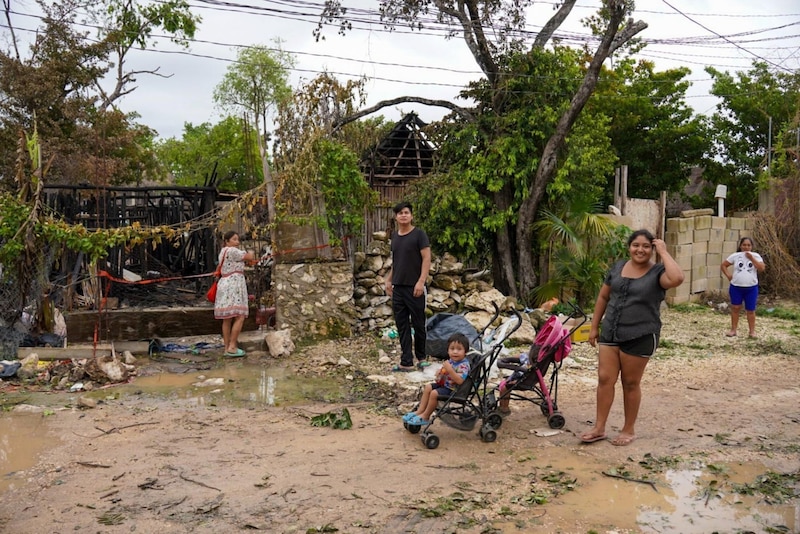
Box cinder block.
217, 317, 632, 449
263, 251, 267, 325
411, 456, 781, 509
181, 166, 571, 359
710, 228, 724, 243
723, 242, 737, 255
725, 230, 740, 242
692, 264, 707, 280
706, 253, 722, 267
695, 215, 712, 230
708, 240, 722, 254
728, 218, 747, 230
666, 218, 694, 233
691, 278, 708, 293
667, 243, 693, 258
694, 229, 711, 242
711, 217, 726, 230
667, 283, 690, 298
674, 254, 692, 270
689, 293, 704, 303
706, 276, 722, 291
692, 254, 706, 269
666, 230, 693, 245
693, 241, 708, 255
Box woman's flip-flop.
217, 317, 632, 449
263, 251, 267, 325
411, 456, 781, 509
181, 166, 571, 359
225, 348, 246, 358
391, 365, 415, 373
610, 434, 636, 446
579, 433, 607, 444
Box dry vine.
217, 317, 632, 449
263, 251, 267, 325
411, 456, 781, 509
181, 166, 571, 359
751, 213, 800, 299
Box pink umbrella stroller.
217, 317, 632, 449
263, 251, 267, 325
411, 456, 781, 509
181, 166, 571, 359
489, 304, 587, 430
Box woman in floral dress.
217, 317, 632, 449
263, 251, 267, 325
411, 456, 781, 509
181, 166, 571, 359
214, 231, 255, 357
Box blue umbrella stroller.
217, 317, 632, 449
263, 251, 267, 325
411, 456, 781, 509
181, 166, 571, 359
403, 305, 522, 450
488, 303, 587, 430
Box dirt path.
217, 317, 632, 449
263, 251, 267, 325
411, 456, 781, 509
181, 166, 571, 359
1, 306, 799, 533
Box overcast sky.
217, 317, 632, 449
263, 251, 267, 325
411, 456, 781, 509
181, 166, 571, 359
5, 1, 800, 139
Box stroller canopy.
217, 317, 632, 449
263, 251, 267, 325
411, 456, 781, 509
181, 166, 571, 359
534, 315, 572, 362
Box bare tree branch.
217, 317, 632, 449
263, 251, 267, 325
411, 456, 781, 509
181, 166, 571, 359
534, 0, 578, 49
332, 96, 474, 131
433, 0, 499, 85
2, 0, 21, 60
610, 19, 649, 55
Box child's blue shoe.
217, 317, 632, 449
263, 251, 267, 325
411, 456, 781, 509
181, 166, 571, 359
408, 415, 430, 426
402, 412, 416, 423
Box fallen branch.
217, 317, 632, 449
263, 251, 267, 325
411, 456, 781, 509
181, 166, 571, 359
162, 496, 188, 510
76, 461, 111, 468
179, 472, 221, 492
92, 421, 159, 436
601, 470, 659, 492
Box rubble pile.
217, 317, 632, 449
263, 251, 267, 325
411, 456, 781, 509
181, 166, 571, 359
0, 351, 137, 391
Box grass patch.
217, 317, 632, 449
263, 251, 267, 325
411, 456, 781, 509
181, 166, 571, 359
731, 470, 800, 504
659, 339, 677, 349
669, 302, 707, 313
761, 306, 800, 321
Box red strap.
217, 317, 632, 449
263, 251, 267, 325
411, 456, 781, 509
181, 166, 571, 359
215, 248, 228, 277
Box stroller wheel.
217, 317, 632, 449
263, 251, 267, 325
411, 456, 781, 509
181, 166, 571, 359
405, 422, 422, 434
547, 412, 566, 429
422, 433, 440, 449
540, 402, 558, 416
480, 425, 497, 443
486, 413, 503, 430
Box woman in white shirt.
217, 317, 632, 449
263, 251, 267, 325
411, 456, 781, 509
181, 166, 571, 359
721, 237, 766, 339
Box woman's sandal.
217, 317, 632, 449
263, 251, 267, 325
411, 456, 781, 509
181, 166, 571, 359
391, 365, 415, 373
224, 348, 246, 358
609, 434, 636, 446
579, 432, 607, 444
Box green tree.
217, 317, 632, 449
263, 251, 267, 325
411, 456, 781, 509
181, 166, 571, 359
706, 61, 800, 210
213, 44, 296, 229
156, 117, 262, 191
591, 59, 711, 201
88, 0, 199, 109
409, 47, 617, 288
319, 0, 647, 302
0, 0, 199, 187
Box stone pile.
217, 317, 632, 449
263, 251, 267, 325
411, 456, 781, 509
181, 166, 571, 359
353, 232, 537, 345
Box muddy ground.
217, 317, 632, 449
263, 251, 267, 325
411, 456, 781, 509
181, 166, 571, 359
1, 302, 799, 534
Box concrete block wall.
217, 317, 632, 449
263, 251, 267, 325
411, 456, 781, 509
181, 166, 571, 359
664, 213, 754, 305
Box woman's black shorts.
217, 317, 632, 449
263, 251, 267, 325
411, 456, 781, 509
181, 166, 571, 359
598, 333, 659, 357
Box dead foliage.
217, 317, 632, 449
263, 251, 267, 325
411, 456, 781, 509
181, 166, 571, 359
751, 213, 800, 299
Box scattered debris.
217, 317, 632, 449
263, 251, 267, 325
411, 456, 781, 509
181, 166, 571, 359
310, 408, 352, 430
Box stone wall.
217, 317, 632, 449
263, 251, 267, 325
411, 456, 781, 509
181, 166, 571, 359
272, 231, 537, 344
272, 261, 359, 338
664, 210, 753, 305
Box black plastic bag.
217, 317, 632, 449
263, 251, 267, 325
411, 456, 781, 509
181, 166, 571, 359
425, 313, 479, 359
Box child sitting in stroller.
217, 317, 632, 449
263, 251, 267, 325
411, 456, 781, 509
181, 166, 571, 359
402, 333, 471, 426
496, 349, 532, 415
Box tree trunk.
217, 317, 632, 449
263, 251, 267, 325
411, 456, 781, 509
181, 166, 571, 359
515, 1, 632, 301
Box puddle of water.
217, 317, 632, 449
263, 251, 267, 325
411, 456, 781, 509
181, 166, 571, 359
0, 413, 56, 493
638, 463, 798, 533
490, 455, 798, 532
100, 362, 345, 407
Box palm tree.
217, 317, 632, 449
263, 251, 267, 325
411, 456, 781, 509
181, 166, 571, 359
532, 194, 627, 309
